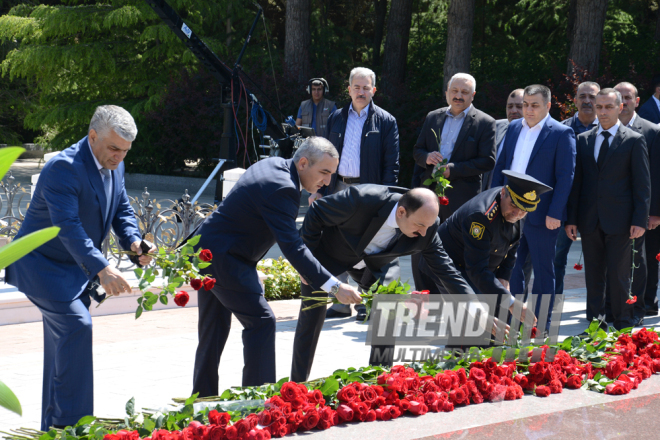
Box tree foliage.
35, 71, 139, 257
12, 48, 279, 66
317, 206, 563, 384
0, 0, 658, 184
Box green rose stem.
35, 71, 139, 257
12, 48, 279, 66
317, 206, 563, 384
627, 238, 639, 304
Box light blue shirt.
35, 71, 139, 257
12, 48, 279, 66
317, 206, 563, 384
440, 105, 471, 161
338, 103, 370, 178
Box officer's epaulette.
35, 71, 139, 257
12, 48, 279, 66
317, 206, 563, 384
485, 200, 499, 222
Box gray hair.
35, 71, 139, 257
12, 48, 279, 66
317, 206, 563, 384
598, 88, 622, 105
524, 84, 552, 104
447, 73, 477, 92
89, 105, 138, 142
293, 136, 339, 165
349, 67, 376, 88
614, 81, 638, 98
577, 81, 601, 93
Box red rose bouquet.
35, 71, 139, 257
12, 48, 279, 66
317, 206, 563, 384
422, 129, 452, 205
121, 234, 215, 318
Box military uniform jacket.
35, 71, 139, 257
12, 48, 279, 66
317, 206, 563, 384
438, 187, 521, 296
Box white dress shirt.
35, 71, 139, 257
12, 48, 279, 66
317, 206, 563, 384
594, 122, 619, 162
338, 103, 370, 178
625, 112, 637, 128
510, 113, 550, 173
353, 203, 399, 270
653, 95, 660, 116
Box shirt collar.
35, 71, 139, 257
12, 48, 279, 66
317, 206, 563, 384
349, 102, 371, 118
387, 203, 399, 229
652, 95, 660, 108
574, 112, 598, 128
446, 104, 472, 119
522, 112, 550, 130
88, 140, 103, 171
597, 122, 620, 137
626, 112, 637, 128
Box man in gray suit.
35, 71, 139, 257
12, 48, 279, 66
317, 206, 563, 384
483, 89, 524, 190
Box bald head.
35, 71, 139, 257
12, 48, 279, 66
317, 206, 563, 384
396, 188, 440, 238
399, 188, 440, 215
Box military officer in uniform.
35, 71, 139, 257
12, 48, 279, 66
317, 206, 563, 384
419, 171, 551, 314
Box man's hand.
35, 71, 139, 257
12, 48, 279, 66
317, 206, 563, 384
546, 216, 561, 230
510, 300, 537, 327
131, 240, 155, 266
442, 165, 451, 178
426, 151, 443, 166
98, 265, 132, 297
308, 192, 323, 206
335, 283, 362, 304
649, 216, 660, 230
491, 317, 510, 337
565, 224, 578, 241
497, 278, 510, 291
630, 225, 645, 239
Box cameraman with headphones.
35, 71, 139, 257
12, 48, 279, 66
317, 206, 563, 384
296, 78, 337, 135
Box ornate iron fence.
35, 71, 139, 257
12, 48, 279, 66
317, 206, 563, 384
0, 176, 216, 271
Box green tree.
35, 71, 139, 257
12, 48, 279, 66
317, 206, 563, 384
0, 0, 231, 150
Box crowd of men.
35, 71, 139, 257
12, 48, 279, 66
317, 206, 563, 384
11, 67, 660, 430
297, 68, 660, 332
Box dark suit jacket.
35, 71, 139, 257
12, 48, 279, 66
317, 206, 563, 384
413, 106, 496, 216
321, 103, 399, 195
300, 184, 474, 294
567, 125, 650, 235
196, 158, 332, 293
629, 114, 660, 217
638, 97, 660, 124
482, 119, 509, 191
491, 117, 576, 226
6, 136, 141, 301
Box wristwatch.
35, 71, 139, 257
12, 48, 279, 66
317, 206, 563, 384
329, 281, 341, 297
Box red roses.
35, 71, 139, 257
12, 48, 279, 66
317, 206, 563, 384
174, 291, 189, 307
573, 263, 583, 271
190, 277, 216, 291
203, 277, 216, 291
439, 196, 449, 206
199, 249, 213, 262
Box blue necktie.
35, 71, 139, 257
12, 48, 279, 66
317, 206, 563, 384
100, 168, 112, 220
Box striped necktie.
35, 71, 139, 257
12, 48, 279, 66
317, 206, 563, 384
100, 168, 112, 220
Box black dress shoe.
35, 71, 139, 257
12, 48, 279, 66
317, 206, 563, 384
356, 311, 369, 321
645, 309, 659, 317
636, 316, 645, 327
326, 308, 351, 318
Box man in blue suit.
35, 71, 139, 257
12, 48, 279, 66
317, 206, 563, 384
5, 105, 153, 430
492, 85, 576, 327
192, 137, 361, 396
638, 74, 660, 124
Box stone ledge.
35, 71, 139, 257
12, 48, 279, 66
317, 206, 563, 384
124, 173, 216, 197
0, 283, 199, 325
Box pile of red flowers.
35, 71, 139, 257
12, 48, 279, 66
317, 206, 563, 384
101, 328, 660, 440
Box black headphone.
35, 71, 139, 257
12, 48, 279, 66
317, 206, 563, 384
306, 78, 329, 95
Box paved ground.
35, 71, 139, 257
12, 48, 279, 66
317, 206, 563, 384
1, 160, 657, 437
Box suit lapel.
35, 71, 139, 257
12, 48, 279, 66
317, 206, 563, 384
526, 118, 552, 167
434, 110, 448, 147
505, 121, 523, 169
356, 198, 397, 255
452, 107, 476, 158
585, 130, 598, 171
288, 159, 300, 192
81, 137, 108, 227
